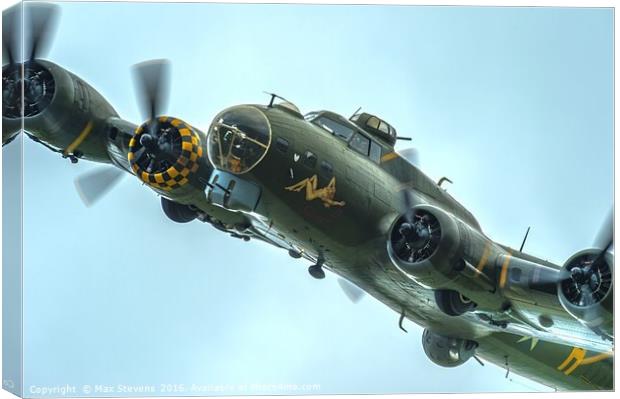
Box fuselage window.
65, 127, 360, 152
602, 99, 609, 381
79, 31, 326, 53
369, 141, 382, 163
350, 133, 370, 156
320, 160, 333, 177
275, 137, 289, 153
303, 150, 318, 168
313, 116, 355, 141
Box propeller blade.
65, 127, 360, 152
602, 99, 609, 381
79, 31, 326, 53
593, 208, 613, 253
397, 147, 420, 167
338, 278, 365, 304
3, 3, 60, 65
395, 147, 420, 224
2, 3, 21, 65
74, 167, 125, 207
25, 2, 59, 61
397, 188, 417, 225
590, 208, 614, 273
532, 267, 571, 285
132, 59, 171, 121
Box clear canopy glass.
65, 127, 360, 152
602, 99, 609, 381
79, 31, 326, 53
207, 106, 271, 174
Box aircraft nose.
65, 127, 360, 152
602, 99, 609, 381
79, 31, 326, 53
207, 105, 271, 175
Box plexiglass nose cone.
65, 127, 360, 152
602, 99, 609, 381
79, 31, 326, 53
207, 106, 271, 174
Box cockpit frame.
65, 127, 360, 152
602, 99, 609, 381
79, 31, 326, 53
305, 110, 389, 164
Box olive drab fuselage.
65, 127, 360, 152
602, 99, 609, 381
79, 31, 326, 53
2, 59, 613, 391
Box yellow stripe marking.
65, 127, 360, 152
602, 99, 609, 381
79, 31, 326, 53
381, 152, 399, 163
580, 351, 614, 366
499, 252, 512, 288
555, 348, 612, 376
558, 348, 586, 375
63, 121, 94, 156
182, 141, 193, 151
476, 243, 491, 273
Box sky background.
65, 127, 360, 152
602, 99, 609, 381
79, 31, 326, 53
3, 1, 614, 396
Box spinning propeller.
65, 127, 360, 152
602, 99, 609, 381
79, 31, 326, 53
536, 209, 614, 285
397, 147, 420, 168
391, 150, 442, 265
2, 2, 59, 66
3, 3, 59, 139
559, 209, 613, 304
74, 59, 175, 206
130, 59, 180, 173
338, 278, 365, 304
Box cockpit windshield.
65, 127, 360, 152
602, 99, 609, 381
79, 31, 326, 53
207, 106, 271, 174
311, 115, 355, 141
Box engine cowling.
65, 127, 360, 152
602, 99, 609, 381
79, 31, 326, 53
127, 117, 205, 193
2, 60, 118, 161
387, 204, 463, 288
557, 249, 613, 339
422, 329, 478, 368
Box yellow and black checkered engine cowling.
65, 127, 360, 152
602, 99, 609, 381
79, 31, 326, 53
127, 116, 203, 191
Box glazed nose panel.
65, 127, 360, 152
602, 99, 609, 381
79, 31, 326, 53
207, 105, 271, 175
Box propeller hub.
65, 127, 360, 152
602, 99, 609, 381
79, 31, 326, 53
570, 266, 588, 285
390, 210, 441, 264
399, 220, 431, 250
139, 133, 160, 155
560, 251, 612, 307
128, 117, 203, 191
132, 119, 182, 173
2, 61, 55, 119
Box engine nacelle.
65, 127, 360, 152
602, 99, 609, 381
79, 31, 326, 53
127, 117, 207, 194
557, 249, 613, 339
387, 204, 463, 288
2, 60, 118, 162
422, 329, 478, 368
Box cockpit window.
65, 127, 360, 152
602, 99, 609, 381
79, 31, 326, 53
350, 133, 370, 156
370, 141, 382, 163
313, 116, 355, 141
304, 112, 318, 122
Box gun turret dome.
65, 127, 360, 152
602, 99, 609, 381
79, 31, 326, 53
350, 112, 397, 146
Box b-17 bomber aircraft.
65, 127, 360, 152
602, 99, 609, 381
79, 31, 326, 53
2, 3, 614, 391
